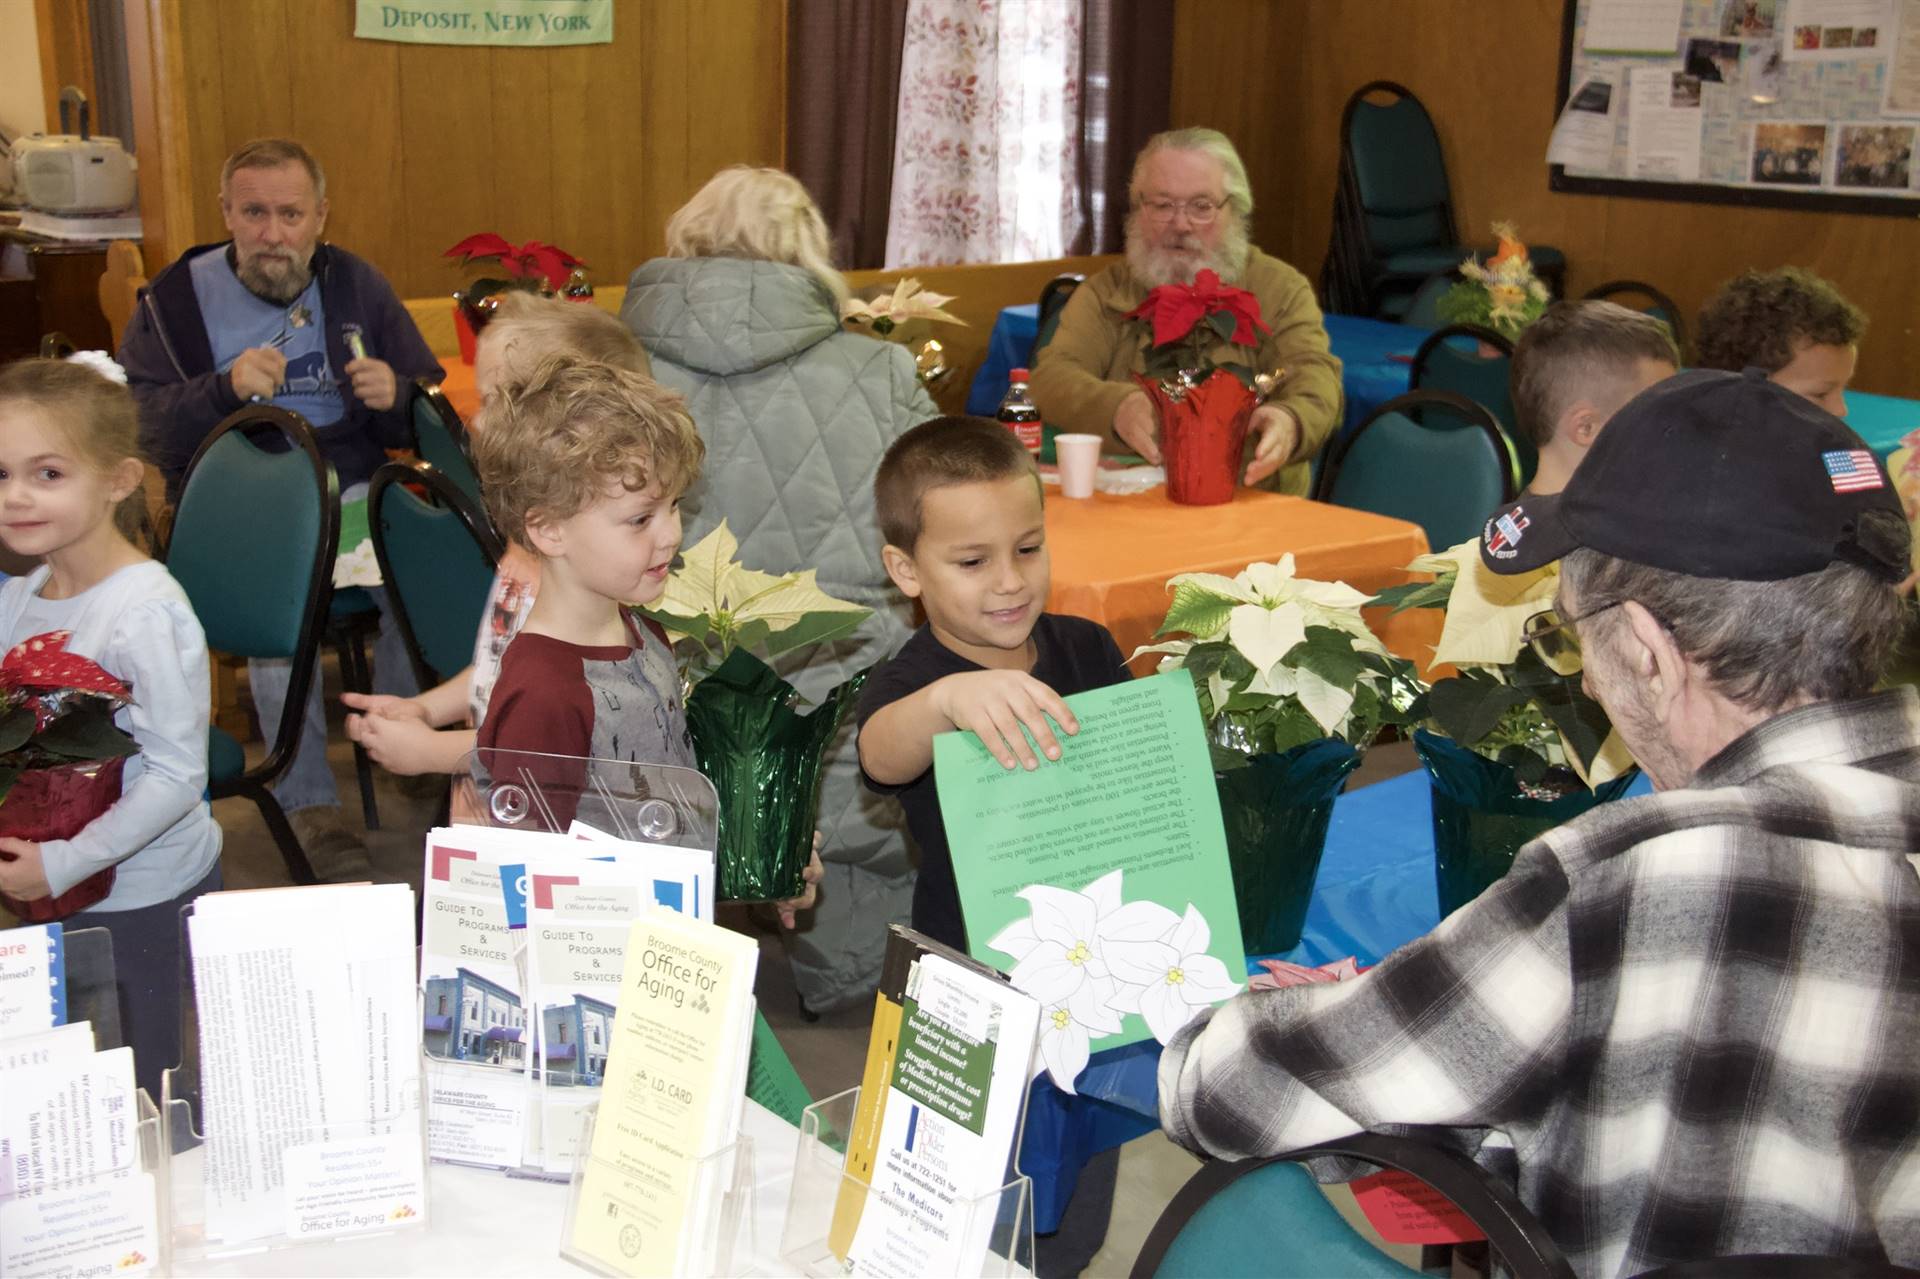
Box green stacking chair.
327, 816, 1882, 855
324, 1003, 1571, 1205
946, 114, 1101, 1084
1132, 1131, 1573, 1279
1314, 389, 1515, 553
1582, 279, 1688, 361
411, 379, 483, 509
1409, 324, 1526, 487
1339, 81, 1565, 318
166, 405, 337, 884
368, 459, 503, 691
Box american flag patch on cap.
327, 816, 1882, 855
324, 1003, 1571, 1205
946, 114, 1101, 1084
1823, 449, 1884, 493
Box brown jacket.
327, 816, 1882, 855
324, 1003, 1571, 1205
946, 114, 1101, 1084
1029, 249, 1343, 496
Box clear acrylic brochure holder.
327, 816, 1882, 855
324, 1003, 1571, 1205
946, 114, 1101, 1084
0, 1089, 167, 1278
162, 901, 429, 1265
457, 747, 718, 848
780, 1086, 1035, 1279
433, 750, 720, 1184
558, 1102, 758, 1277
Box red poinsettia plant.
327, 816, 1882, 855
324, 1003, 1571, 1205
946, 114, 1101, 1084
1125, 268, 1271, 394
0, 631, 140, 922
444, 233, 587, 297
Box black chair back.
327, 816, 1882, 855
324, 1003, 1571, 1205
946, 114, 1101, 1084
1581, 278, 1688, 360
368, 459, 504, 691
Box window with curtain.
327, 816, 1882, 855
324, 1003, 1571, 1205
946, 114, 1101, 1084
882, 0, 1086, 267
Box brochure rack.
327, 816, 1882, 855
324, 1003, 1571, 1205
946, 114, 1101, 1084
558, 1103, 759, 1277
0, 1089, 167, 1278
61, 924, 123, 1049
780, 1086, 1036, 1279
428, 750, 723, 1183
161, 903, 430, 1265
459, 748, 719, 848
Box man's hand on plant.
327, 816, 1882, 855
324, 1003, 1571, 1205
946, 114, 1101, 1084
1244, 404, 1300, 486
229, 346, 287, 402
346, 357, 399, 412
1113, 390, 1162, 465
0, 837, 50, 900
931, 670, 1080, 771
775, 836, 825, 930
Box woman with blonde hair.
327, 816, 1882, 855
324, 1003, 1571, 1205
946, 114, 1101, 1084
623, 166, 934, 1014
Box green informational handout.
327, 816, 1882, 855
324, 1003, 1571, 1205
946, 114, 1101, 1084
934, 672, 1245, 1090
746, 1010, 813, 1127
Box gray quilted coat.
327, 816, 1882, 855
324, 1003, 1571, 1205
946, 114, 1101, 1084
621, 256, 937, 1013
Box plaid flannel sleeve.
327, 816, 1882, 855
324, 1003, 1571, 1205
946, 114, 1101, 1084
1159, 842, 1579, 1160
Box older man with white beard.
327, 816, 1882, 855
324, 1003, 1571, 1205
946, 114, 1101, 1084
1029, 127, 1342, 495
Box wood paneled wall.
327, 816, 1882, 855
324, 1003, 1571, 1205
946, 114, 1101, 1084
142, 0, 785, 299
1169, 0, 1920, 398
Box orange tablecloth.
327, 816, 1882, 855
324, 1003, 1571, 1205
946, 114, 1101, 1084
438, 357, 1442, 671
1045, 487, 1441, 674
439, 360, 480, 422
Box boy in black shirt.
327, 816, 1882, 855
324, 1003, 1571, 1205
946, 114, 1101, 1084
855, 416, 1129, 952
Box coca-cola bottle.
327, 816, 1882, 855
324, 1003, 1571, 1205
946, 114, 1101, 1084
997, 367, 1043, 454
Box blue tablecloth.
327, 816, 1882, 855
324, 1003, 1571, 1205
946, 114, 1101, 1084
966, 303, 1042, 416
1847, 389, 1920, 460
1018, 764, 1653, 1230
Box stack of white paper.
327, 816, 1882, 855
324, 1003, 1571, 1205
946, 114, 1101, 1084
187, 883, 424, 1247
0, 930, 158, 1278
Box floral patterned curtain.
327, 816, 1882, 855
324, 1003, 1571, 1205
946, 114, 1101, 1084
882, 0, 1085, 268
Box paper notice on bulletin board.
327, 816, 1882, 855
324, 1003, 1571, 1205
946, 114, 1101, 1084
354, 0, 613, 46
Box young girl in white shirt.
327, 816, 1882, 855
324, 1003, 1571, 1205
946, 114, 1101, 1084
0, 356, 221, 1098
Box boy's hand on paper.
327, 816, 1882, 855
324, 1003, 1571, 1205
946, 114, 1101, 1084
932, 670, 1080, 771
0, 837, 50, 900
775, 838, 824, 930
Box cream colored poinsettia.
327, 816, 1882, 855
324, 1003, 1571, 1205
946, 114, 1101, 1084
1416, 538, 1561, 669
1406, 537, 1632, 786
1134, 555, 1395, 738
646, 522, 869, 665
841, 278, 967, 335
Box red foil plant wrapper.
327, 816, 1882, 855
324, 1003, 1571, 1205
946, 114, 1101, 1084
0, 631, 140, 922
1125, 269, 1271, 506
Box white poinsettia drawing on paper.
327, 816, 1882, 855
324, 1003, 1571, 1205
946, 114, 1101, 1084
1105, 904, 1243, 1045
987, 869, 1242, 1092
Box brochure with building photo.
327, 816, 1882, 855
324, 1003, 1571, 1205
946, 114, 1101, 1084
845, 952, 1040, 1278
188, 884, 423, 1246
524, 862, 663, 1174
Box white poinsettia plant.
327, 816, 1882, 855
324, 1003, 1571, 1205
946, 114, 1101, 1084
840, 278, 966, 338
638, 522, 870, 678
1134, 555, 1418, 769
1373, 538, 1632, 787
987, 869, 1241, 1094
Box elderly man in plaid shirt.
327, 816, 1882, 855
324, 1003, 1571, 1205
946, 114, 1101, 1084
1160, 369, 1920, 1277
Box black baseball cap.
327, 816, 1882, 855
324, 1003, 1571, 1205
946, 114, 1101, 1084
1480, 368, 1910, 582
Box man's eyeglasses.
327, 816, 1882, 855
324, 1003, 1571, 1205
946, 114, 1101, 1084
1137, 197, 1225, 226
1520, 602, 1624, 676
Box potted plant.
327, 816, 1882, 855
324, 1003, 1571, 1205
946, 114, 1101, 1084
443, 234, 588, 363
0, 630, 141, 921
1137, 556, 1418, 952
638, 523, 870, 903
1436, 223, 1551, 344
1374, 538, 1638, 916
840, 277, 968, 388
1125, 269, 1271, 505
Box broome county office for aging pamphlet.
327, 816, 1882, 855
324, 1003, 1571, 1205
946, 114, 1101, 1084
567, 908, 759, 1278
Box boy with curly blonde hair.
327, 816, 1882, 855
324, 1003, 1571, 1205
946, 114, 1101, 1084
470, 356, 704, 797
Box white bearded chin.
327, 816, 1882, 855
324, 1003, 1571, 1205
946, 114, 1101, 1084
1124, 212, 1252, 290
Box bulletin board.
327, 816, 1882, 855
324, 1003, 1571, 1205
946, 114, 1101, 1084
1551, 0, 1920, 215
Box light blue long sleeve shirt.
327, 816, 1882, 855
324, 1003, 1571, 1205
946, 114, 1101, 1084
0, 562, 222, 908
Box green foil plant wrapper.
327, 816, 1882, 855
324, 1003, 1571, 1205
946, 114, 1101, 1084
638, 523, 871, 903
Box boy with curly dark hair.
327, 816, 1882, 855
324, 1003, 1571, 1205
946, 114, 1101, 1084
1695, 267, 1865, 417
